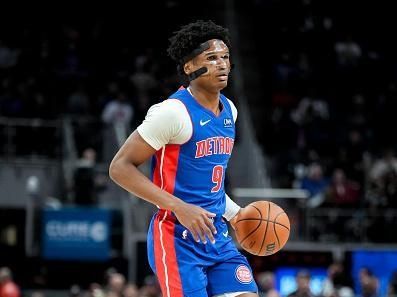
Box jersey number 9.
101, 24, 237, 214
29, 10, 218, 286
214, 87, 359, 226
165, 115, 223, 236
211, 165, 224, 193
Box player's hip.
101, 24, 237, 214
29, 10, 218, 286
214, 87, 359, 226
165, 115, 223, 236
147, 210, 239, 262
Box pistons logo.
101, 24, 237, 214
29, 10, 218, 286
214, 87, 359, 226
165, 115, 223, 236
235, 265, 253, 284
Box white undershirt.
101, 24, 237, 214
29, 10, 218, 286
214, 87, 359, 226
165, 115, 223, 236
137, 94, 240, 220
137, 95, 237, 150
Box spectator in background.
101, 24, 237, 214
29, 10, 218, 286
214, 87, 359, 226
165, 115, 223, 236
291, 91, 330, 126
334, 34, 362, 67
367, 148, 397, 208
322, 262, 354, 297
388, 270, 397, 297
256, 271, 280, 297
359, 268, 379, 297
322, 262, 343, 297
138, 275, 161, 297
324, 168, 360, 208
369, 148, 397, 182
0, 267, 20, 297
73, 148, 106, 205
69, 284, 82, 297
106, 273, 125, 297
287, 270, 316, 297
101, 92, 134, 160
290, 89, 330, 153
299, 162, 330, 208
316, 168, 362, 240
122, 283, 139, 297
101, 92, 134, 133
85, 283, 105, 297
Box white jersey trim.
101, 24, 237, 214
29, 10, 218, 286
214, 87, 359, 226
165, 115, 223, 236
158, 211, 171, 297
159, 147, 165, 189
227, 99, 238, 123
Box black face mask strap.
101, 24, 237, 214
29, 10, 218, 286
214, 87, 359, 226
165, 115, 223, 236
180, 41, 211, 81
188, 62, 233, 81
180, 41, 211, 65
187, 67, 208, 81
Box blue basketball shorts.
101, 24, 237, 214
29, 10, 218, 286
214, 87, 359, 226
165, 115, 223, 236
147, 210, 258, 297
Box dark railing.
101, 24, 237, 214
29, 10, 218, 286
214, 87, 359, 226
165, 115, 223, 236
305, 207, 397, 244
232, 188, 397, 244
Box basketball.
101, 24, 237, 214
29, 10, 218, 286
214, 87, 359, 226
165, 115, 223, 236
234, 201, 290, 256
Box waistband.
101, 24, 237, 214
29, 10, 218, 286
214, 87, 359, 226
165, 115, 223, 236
156, 209, 225, 225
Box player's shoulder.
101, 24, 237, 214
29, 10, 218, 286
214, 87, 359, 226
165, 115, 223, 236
226, 98, 237, 110
144, 98, 190, 126
149, 98, 187, 114
219, 93, 236, 109
222, 96, 238, 122
168, 86, 190, 100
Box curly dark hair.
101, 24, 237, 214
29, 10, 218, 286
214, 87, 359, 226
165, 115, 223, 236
167, 20, 232, 78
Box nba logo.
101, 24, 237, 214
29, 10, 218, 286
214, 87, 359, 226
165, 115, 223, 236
224, 118, 232, 127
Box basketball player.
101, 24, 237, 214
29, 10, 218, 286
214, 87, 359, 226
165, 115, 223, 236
109, 20, 258, 297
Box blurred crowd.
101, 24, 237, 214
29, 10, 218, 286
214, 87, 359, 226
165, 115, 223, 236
0, 266, 162, 297
0, 12, 180, 160
255, 263, 397, 297
63, 269, 162, 297
239, 0, 397, 243
3, 263, 397, 297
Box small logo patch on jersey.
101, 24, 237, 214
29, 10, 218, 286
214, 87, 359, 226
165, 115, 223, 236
200, 119, 211, 126
182, 230, 188, 240
222, 230, 228, 237
224, 118, 233, 127
235, 265, 253, 284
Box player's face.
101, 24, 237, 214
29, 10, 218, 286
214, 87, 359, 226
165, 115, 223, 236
187, 39, 231, 90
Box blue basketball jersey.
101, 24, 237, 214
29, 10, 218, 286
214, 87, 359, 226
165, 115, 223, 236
150, 88, 235, 216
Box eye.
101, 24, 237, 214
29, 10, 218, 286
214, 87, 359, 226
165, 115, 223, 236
223, 54, 230, 59
207, 55, 217, 61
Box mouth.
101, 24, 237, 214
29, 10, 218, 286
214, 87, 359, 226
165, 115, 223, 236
217, 73, 229, 81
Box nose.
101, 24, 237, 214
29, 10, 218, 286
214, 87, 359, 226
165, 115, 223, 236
216, 58, 228, 70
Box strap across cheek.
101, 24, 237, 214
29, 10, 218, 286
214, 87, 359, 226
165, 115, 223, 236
187, 67, 208, 81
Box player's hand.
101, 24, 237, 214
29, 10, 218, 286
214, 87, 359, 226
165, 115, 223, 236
229, 208, 243, 230
173, 201, 217, 244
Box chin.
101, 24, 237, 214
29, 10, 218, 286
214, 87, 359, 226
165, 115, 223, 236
218, 81, 228, 89
205, 78, 228, 91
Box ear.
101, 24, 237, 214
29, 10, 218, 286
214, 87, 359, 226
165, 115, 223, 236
183, 62, 192, 75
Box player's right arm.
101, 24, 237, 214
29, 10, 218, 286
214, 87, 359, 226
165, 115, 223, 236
109, 100, 217, 244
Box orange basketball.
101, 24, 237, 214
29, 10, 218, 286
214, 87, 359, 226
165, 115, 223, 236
234, 201, 290, 256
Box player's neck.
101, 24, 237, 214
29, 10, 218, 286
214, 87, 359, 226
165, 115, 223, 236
188, 85, 221, 115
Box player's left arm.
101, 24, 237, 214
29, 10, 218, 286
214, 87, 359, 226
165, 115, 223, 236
224, 98, 242, 229
223, 193, 241, 230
